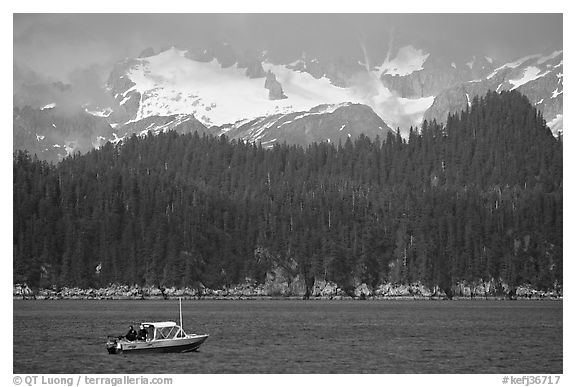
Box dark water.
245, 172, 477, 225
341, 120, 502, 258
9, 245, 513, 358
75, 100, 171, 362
13, 299, 562, 374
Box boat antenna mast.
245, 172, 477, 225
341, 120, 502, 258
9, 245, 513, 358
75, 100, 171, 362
179, 297, 183, 337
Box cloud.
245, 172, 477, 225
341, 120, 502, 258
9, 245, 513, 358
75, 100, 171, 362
347, 68, 434, 133
68, 65, 117, 108
14, 61, 119, 116
14, 14, 562, 82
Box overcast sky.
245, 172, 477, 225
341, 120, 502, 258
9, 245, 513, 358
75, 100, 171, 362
14, 14, 563, 82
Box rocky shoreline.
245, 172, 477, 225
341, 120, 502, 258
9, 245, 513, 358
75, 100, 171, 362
14, 279, 562, 301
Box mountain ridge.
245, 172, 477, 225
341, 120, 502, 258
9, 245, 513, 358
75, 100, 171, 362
13, 43, 563, 161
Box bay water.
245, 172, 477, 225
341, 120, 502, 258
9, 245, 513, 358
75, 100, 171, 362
13, 299, 562, 373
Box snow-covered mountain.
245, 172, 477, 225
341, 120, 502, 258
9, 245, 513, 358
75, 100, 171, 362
108, 47, 357, 127
219, 103, 393, 148
106, 46, 435, 132
13, 105, 114, 162
378, 47, 500, 98
13, 107, 210, 163
13, 42, 563, 161
107, 102, 392, 150
424, 51, 563, 134
118, 114, 211, 141
106, 44, 562, 134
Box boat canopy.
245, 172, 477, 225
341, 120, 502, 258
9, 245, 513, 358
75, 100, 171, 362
142, 321, 178, 328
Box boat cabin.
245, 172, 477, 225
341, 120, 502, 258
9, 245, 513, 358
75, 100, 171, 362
141, 321, 186, 341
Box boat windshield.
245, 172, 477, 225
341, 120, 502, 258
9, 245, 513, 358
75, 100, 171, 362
154, 325, 186, 340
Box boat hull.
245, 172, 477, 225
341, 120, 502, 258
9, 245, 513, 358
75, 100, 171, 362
107, 335, 208, 354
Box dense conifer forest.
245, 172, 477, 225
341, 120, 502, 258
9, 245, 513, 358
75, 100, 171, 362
13, 91, 562, 295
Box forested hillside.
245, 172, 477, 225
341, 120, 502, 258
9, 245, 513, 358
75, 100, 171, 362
13, 91, 562, 295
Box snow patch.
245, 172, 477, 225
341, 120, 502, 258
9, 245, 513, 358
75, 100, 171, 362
339, 124, 346, 131
260, 138, 277, 147
226, 118, 252, 131
64, 143, 75, 156
144, 115, 192, 136
277, 119, 294, 128
536, 99, 544, 105
41, 103, 56, 110
466, 57, 475, 69
119, 94, 133, 106
376, 45, 430, 77
93, 136, 107, 149
547, 114, 563, 135
85, 107, 113, 117
509, 67, 550, 90
288, 102, 351, 122
451, 62, 457, 69
110, 133, 125, 145
551, 88, 562, 99
487, 54, 542, 79
36, 134, 45, 141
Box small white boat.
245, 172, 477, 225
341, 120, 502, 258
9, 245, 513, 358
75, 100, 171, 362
106, 299, 209, 354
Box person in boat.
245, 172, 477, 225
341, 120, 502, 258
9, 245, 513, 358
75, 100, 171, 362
125, 325, 137, 341
137, 324, 148, 341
